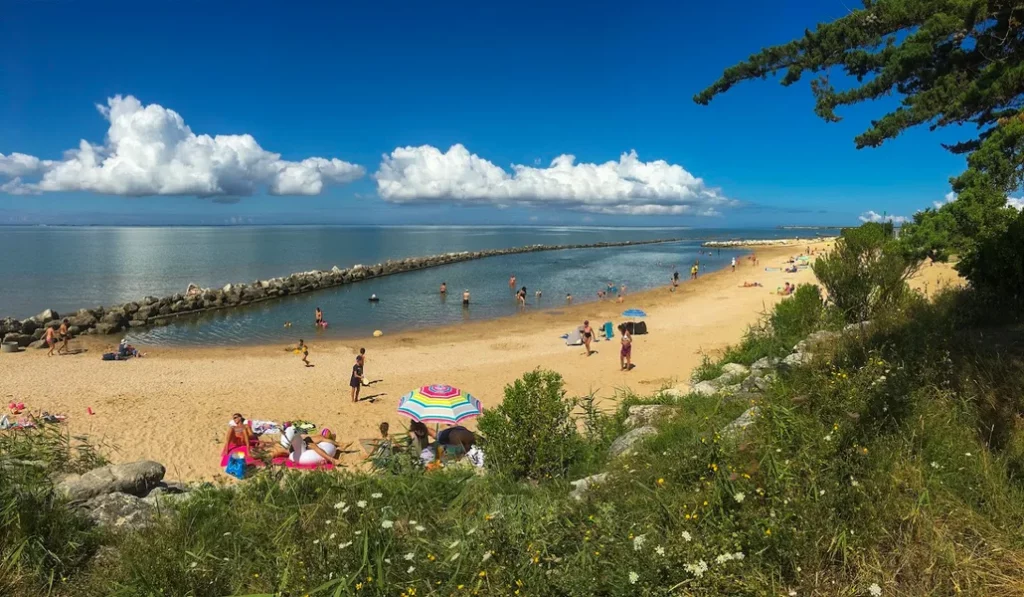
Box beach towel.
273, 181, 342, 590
565, 328, 583, 346
270, 455, 336, 471
603, 322, 614, 339
219, 444, 266, 468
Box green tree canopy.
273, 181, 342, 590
695, 0, 1024, 290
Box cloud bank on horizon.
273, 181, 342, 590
0, 95, 365, 198
859, 210, 909, 224
374, 144, 736, 216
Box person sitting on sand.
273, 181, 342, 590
409, 421, 438, 464
270, 424, 340, 465
440, 282, 447, 294
223, 413, 254, 456
437, 425, 477, 458
741, 281, 763, 288
117, 339, 142, 358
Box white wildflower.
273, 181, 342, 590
339, 541, 353, 549
355, 531, 362, 535
415, 525, 426, 532
655, 546, 665, 556
381, 520, 394, 529
467, 527, 477, 536
481, 551, 492, 562
628, 571, 639, 584
371, 492, 383, 499
222, 531, 231, 536
325, 520, 332, 525
334, 501, 346, 510
313, 539, 320, 545
850, 477, 860, 487
681, 531, 692, 542
448, 540, 461, 549
385, 558, 391, 564
684, 560, 708, 578
824, 434, 832, 442
868, 582, 882, 596
189, 562, 197, 568
407, 566, 415, 574
734, 492, 745, 503
342, 506, 350, 514
964, 452, 972, 457
931, 461, 940, 469
715, 551, 745, 564
356, 500, 367, 508
404, 552, 415, 561
632, 534, 646, 551
329, 533, 336, 540
819, 489, 826, 496
409, 520, 417, 524
789, 591, 798, 596
450, 553, 460, 561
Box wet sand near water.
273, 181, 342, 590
0, 241, 960, 482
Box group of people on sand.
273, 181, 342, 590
44, 319, 72, 356
576, 319, 634, 371
222, 414, 484, 470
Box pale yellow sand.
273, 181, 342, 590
0, 241, 959, 482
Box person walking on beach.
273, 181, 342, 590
619, 323, 633, 371
731, 257, 737, 272
297, 339, 311, 367
462, 289, 471, 306
690, 263, 699, 280
45, 324, 57, 356
350, 355, 365, 402
582, 320, 595, 356
57, 318, 70, 355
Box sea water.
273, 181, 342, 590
0, 226, 835, 345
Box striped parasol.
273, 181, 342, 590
397, 384, 483, 425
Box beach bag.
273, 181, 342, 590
634, 321, 648, 335
102, 352, 116, 361
225, 453, 247, 480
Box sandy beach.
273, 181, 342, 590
0, 241, 960, 482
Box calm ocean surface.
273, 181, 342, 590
0, 226, 836, 345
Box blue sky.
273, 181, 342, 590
0, 0, 966, 226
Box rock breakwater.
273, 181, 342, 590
0, 238, 679, 343
701, 237, 836, 248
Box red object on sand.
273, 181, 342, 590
87, 407, 94, 415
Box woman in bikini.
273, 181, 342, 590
222, 413, 254, 456
582, 320, 595, 356
619, 323, 633, 371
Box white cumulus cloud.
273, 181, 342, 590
859, 210, 909, 224
1008, 196, 1024, 210
374, 144, 734, 216
934, 191, 957, 209
0, 95, 364, 198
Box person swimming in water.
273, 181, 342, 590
315, 307, 323, 325
440, 282, 447, 294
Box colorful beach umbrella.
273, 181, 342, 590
622, 309, 647, 318
397, 384, 483, 425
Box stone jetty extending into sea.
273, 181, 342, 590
701, 237, 836, 248
0, 238, 681, 348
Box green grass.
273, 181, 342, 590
4, 287, 1024, 596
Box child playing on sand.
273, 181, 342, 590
350, 355, 365, 402
296, 339, 311, 367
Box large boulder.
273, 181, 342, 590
19, 318, 39, 335
750, 357, 780, 376
57, 460, 165, 502
721, 363, 750, 378
29, 339, 48, 350
79, 492, 155, 530
782, 351, 814, 369
0, 317, 22, 336
722, 407, 760, 439
794, 330, 840, 354
68, 310, 98, 328
3, 332, 33, 347
623, 405, 678, 430
690, 380, 720, 396
608, 426, 658, 458
93, 322, 123, 335
34, 309, 59, 323
101, 311, 127, 325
